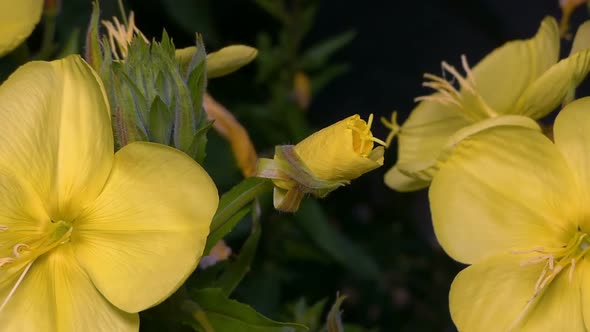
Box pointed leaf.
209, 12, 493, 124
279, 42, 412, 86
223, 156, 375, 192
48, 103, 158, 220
149, 96, 173, 145
294, 200, 380, 281
84, 1, 102, 71
188, 288, 308, 332
300, 31, 356, 71
214, 208, 261, 296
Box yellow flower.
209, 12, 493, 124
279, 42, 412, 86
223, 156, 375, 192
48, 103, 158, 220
386, 17, 590, 192
429, 96, 590, 331
0, 0, 43, 56
257, 114, 384, 212
0, 55, 218, 331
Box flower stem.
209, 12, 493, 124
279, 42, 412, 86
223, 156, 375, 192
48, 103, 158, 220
209, 177, 272, 234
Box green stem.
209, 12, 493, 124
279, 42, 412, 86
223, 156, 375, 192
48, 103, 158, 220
10, 43, 31, 65
209, 177, 273, 234
35, 11, 57, 60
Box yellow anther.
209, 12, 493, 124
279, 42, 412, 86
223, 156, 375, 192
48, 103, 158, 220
12, 243, 29, 258
0, 257, 14, 267
102, 11, 148, 60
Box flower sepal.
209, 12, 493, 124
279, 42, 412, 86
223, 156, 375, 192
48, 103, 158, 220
257, 145, 347, 212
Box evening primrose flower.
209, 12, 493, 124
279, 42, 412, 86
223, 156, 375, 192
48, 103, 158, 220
386, 16, 590, 192
429, 97, 590, 331
0, 55, 218, 331
257, 114, 385, 212
0, 0, 43, 56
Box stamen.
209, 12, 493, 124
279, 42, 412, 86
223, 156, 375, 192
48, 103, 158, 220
349, 114, 387, 156
414, 95, 462, 108
0, 261, 33, 313
12, 244, 29, 258
102, 11, 149, 60
441, 61, 475, 94
533, 267, 548, 291
0, 225, 8, 231
0, 257, 14, 268
380, 111, 400, 148
510, 231, 590, 328
461, 55, 475, 85
569, 258, 576, 283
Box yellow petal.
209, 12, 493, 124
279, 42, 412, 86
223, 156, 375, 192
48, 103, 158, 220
294, 115, 383, 182
554, 97, 590, 228
580, 259, 590, 329
206, 45, 258, 78
450, 254, 585, 332
513, 48, 590, 119
0, 56, 113, 221
0, 0, 43, 56
385, 98, 470, 191
430, 126, 579, 264
569, 21, 590, 56
72, 142, 218, 313
395, 115, 541, 186
0, 245, 138, 332
383, 166, 429, 192
0, 169, 51, 277
471, 16, 559, 115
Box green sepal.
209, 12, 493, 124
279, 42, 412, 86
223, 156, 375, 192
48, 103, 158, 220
84, 1, 103, 71
149, 96, 173, 145
256, 145, 346, 212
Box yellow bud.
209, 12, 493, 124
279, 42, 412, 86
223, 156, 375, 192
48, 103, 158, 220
293, 114, 384, 182
0, 0, 43, 56
207, 45, 258, 78
256, 114, 385, 212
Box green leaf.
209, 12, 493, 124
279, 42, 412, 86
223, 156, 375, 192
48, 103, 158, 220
294, 200, 380, 281
299, 31, 356, 71
187, 120, 212, 164
204, 206, 250, 255
187, 288, 308, 332
209, 177, 273, 237
214, 206, 261, 296
253, 0, 289, 23
311, 64, 350, 95
290, 298, 329, 331
57, 28, 81, 58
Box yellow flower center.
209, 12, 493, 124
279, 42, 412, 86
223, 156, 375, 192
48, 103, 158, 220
508, 231, 590, 329
0, 220, 73, 312
348, 114, 386, 157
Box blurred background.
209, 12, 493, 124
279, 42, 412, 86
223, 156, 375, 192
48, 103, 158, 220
13, 0, 589, 330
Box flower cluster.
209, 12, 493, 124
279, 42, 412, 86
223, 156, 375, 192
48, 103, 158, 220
388, 17, 590, 331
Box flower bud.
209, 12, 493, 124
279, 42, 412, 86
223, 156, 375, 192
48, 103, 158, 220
85, 7, 210, 162
257, 114, 385, 212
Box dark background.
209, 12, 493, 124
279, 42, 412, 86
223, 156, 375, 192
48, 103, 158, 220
47, 1, 590, 330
